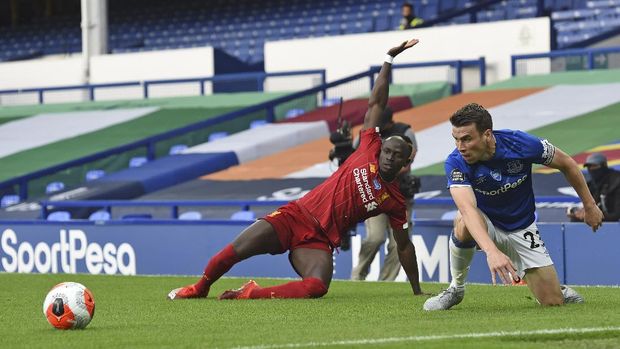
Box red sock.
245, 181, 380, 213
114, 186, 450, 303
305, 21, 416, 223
194, 244, 240, 294
248, 277, 328, 299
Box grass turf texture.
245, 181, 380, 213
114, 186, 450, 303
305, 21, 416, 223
2, 273, 620, 348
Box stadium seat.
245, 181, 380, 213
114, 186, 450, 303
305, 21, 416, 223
179, 211, 202, 220
89, 210, 111, 221
322, 97, 341, 107
250, 120, 268, 128
169, 144, 188, 155
208, 131, 229, 142
285, 108, 305, 119
47, 211, 71, 221
85, 169, 106, 181
45, 181, 65, 194
0, 194, 20, 208
230, 210, 256, 221
129, 156, 148, 168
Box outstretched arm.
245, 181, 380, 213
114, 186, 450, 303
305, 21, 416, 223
450, 186, 517, 285
362, 39, 419, 131
548, 148, 603, 231
392, 227, 424, 295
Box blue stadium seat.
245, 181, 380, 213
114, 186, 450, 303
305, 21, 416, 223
47, 211, 71, 221
179, 211, 202, 220
250, 120, 268, 128
285, 108, 305, 119
89, 210, 111, 221
231, 210, 256, 221
85, 169, 106, 181
374, 16, 391, 32
323, 97, 341, 107
46, 181, 65, 194
169, 144, 188, 155
1, 195, 19, 208
208, 132, 228, 142
129, 156, 148, 168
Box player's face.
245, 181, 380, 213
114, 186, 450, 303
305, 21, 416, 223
379, 138, 409, 178
452, 123, 492, 164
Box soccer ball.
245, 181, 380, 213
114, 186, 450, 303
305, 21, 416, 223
42, 282, 95, 330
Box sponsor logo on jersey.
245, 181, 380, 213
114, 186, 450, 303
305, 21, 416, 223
490, 169, 502, 181
474, 175, 486, 185
365, 201, 378, 212
373, 178, 381, 190
353, 167, 375, 204
450, 169, 465, 183
474, 174, 528, 196
506, 160, 524, 174
369, 163, 377, 174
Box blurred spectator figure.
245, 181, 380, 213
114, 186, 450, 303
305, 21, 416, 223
351, 107, 420, 281
567, 153, 620, 222
399, 3, 424, 30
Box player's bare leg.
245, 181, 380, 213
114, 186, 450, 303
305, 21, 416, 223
168, 220, 282, 300
524, 266, 581, 305
220, 247, 332, 300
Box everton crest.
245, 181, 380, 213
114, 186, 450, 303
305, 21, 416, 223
490, 169, 502, 181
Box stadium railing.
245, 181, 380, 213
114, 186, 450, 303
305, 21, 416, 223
0, 58, 486, 200
373, 58, 486, 94
0, 69, 326, 104
36, 196, 578, 220
511, 45, 620, 76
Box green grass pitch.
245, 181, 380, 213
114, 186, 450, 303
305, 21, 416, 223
2, 273, 620, 348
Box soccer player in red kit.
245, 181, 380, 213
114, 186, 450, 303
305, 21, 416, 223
168, 38, 424, 300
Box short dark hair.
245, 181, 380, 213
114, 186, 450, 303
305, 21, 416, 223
385, 134, 413, 159
402, 2, 413, 9
449, 103, 493, 134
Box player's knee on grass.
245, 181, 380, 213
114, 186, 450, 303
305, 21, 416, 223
537, 290, 564, 306
303, 277, 328, 298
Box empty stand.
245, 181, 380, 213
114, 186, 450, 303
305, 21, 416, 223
3, 0, 614, 63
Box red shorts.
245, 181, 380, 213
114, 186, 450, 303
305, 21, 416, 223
262, 202, 333, 255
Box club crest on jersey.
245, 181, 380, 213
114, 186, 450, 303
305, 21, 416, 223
490, 169, 502, 181
369, 163, 377, 174
506, 160, 523, 174
365, 201, 378, 212
378, 192, 390, 204
373, 178, 381, 190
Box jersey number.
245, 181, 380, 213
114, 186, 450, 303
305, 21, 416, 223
523, 230, 542, 249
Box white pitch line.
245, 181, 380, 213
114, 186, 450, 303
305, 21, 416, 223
231, 326, 620, 349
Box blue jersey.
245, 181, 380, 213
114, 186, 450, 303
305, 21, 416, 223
445, 130, 556, 231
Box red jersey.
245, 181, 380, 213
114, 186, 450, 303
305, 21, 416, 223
296, 127, 408, 248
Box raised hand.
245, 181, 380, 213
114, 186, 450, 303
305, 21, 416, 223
387, 38, 419, 57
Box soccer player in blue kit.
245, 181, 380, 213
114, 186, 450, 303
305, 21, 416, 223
423, 103, 604, 311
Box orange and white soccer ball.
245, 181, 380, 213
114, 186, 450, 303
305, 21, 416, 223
42, 282, 95, 330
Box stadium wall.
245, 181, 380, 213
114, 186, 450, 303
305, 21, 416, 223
1, 221, 616, 286
265, 18, 551, 91
0, 47, 214, 104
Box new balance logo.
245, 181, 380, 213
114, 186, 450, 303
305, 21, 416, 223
365, 201, 378, 212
